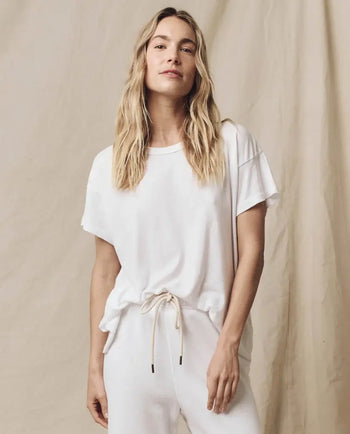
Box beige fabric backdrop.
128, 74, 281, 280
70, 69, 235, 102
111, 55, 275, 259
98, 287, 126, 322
1, 0, 349, 433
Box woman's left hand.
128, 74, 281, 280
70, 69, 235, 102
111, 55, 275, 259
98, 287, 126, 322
206, 340, 240, 414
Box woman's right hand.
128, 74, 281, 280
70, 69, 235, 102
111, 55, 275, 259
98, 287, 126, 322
87, 369, 109, 429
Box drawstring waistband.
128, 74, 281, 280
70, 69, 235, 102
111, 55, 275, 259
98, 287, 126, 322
139, 290, 183, 373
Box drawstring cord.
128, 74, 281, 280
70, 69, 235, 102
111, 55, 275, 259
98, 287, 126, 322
139, 289, 184, 373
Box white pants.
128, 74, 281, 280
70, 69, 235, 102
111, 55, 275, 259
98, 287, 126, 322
103, 294, 261, 434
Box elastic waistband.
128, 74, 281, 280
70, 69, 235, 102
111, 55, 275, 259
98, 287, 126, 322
175, 300, 197, 309
139, 292, 197, 310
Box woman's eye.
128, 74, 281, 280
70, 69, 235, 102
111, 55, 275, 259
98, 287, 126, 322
154, 45, 193, 54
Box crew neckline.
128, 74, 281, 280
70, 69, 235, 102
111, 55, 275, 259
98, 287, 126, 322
147, 141, 183, 155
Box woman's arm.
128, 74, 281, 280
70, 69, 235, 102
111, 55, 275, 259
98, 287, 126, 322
86, 236, 120, 427
88, 236, 121, 374
206, 201, 267, 414
218, 200, 267, 352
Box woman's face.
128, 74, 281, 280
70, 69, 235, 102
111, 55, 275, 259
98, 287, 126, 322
145, 16, 197, 100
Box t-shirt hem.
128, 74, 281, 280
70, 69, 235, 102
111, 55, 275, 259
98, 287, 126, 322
81, 221, 114, 245
236, 191, 280, 216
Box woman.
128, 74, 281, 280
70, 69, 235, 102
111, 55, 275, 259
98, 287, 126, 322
81, 7, 280, 433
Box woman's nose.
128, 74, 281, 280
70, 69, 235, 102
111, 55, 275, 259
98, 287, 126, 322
167, 49, 180, 63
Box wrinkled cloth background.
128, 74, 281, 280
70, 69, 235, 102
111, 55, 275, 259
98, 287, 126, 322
1, 1, 349, 433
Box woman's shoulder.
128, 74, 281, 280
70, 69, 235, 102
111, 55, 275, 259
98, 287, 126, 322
221, 118, 257, 145
92, 144, 113, 166
221, 119, 262, 166
86, 144, 113, 190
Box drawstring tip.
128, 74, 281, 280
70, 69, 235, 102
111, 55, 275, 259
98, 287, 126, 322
179, 355, 183, 365
151, 363, 155, 373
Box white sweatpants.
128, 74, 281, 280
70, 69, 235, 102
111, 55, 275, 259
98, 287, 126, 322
103, 292, 261, 434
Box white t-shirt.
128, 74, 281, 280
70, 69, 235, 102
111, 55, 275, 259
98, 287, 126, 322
81, 120, 280, 361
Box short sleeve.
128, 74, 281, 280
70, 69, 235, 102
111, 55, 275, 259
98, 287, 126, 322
80, 156, 113, 244
236, 124, 280, 216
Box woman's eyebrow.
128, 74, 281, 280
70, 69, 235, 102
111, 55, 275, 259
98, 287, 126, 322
150, 34, 196, 46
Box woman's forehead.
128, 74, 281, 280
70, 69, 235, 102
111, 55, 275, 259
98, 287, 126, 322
153, 16, 195, 41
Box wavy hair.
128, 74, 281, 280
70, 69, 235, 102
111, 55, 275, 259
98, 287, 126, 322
111, 7, 229, 191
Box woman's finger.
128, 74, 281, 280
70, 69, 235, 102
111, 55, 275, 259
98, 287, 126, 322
99, 394, 109, 420
220, 378, 234, 413
206, 373, 218, 410
213, 375, 227, 413
231, 371, 239, 399
87, 398, 108, 429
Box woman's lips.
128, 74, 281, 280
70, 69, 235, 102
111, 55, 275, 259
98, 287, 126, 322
161, 72, 182, 78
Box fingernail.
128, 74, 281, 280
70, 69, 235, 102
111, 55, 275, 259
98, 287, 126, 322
104, 413, 108, 418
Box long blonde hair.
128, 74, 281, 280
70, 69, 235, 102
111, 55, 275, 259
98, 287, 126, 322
112, 7, 228, 191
